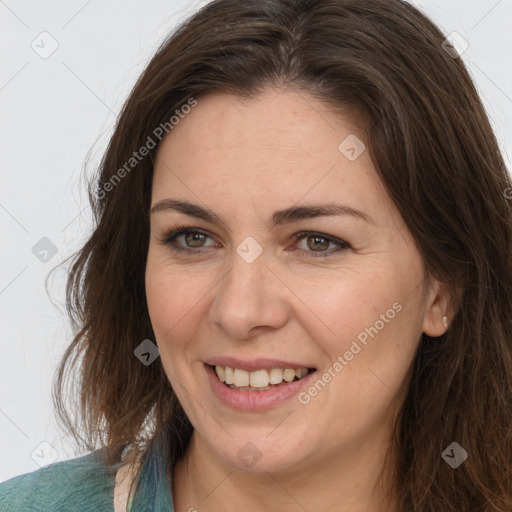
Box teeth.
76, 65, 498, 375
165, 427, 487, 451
296, 368, 308, 378
224, 366, 234, 385
233, 369, 249, 387
213, 365, 311, 389
215, 365, 225, 382
250, 369, 270, 388
283, 369, 296, 382
269, 368, 284, 385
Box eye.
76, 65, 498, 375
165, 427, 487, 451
158, 226, 218, 254
158, 226, 350, 258
292, 231, 350, 258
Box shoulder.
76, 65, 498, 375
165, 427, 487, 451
0, 448, 122, 512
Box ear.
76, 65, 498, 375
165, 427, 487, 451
422, 280, 458, 337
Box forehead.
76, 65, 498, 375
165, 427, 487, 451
155, 87, 361, 164
151, 88, 390, 222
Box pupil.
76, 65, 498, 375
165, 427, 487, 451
185, 233, 205, 247
308, 235, 328, 251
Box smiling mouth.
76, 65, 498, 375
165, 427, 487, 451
207, 364, 316, 392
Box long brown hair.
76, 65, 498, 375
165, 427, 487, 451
52, 0, 512, 509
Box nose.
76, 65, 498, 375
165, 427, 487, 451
208, 249, 290, 340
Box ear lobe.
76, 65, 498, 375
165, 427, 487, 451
422, 281, 459, 337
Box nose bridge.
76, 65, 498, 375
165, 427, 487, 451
209, 244, 289, 338
227, 254, 266, 300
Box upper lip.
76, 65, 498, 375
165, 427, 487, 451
205, 357, 315, 372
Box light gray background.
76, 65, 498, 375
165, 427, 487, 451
1, 0, 511, 483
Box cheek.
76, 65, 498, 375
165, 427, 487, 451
292, 261, 421, 383
145, 266, 174, 336
287, 267, 393, 347
145, 259, 214, 348
323, 278, 421, 408
145, 267, 193, 388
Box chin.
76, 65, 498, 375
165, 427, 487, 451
206, 429, 315, 474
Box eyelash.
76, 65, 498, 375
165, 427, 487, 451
157, 224, 350, 258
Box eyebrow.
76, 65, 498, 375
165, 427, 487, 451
150, 199, 374, 226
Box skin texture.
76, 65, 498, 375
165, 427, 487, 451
145, 87, 451, 512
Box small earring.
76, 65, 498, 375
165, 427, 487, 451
442, 316, 448, 328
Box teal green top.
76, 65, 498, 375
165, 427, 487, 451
0, 435, 175, 511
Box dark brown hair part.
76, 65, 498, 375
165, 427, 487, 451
51, 0, 512, 509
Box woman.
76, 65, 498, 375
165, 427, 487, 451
1, 0, 511, 510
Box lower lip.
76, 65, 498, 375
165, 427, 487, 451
204, 364, 316, 412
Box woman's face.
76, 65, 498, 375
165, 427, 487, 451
145, 87, 445, 473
